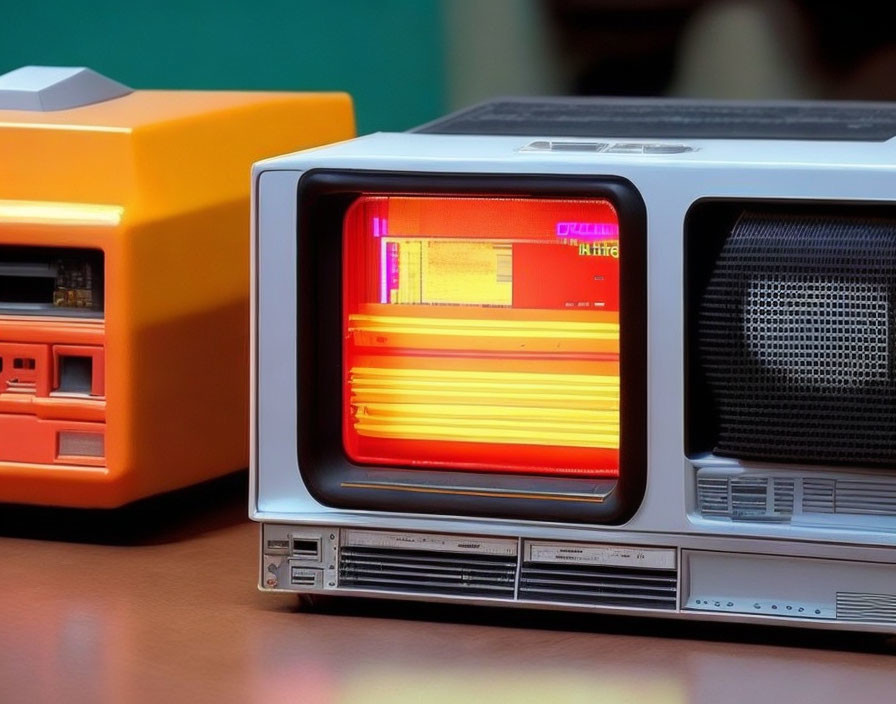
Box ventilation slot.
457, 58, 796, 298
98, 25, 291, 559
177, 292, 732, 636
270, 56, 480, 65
519, 563, 677, 609
802, 479, 836, 513
697, 476, 729, 516
730, 477, 769, 518
697, 475, 793, 521
339, 546, 517, 598
836, 592, 896, 623
834, 480, 896, 516
772, 479, 796, 515
799, 477, 896, 516
699, 476, 896, 517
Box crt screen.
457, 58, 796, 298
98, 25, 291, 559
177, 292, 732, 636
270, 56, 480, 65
342, 195, 620, 477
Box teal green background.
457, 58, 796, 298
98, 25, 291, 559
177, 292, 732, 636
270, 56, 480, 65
0, 1, 447, 134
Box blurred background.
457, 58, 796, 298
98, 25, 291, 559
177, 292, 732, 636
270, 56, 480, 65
3, 0, 896, 134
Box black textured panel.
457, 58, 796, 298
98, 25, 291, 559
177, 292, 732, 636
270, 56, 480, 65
339, 546, 517, 598
519, 562, 677, 609
414, 98, 896, 141
698, 213, 896, 466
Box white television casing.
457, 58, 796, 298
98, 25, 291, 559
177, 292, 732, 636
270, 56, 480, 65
252, 99, 896, 633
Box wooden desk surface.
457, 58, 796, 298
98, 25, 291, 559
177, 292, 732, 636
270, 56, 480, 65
1, 473, 894, 704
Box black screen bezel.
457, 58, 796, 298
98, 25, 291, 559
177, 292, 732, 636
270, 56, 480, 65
295, 169, 647, 524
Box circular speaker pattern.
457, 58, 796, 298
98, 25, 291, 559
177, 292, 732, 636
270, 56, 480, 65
698, 212, 896, 466
743, 275, 889, 390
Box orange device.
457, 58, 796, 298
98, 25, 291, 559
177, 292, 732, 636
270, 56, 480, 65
0, 66, 354, 507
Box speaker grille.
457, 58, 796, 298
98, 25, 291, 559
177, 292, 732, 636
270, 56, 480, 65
698, 213, 896, 466
836, 592, 896, 623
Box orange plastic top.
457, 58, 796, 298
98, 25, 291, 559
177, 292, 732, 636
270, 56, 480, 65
0, 90, 354, 214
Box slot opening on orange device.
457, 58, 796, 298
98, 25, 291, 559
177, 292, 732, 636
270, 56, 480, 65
0, 245, 104, 318
342, 195, 621, 478
51, 345, 105, 398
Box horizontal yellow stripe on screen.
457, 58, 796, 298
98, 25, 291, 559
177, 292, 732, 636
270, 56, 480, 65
353, 421, 619, 449
355, 406, 618, 433
349, 314, 619, 340
353, 389, 617, 409
356, 402, 618, 421
350, 368, 618, 406
351, 366, 619, 385
354, 415, 618, 441
350, 366, 619, 449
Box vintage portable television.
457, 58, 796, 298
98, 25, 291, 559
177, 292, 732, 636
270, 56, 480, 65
0, 66, 353, 507
252, 98, 896, 632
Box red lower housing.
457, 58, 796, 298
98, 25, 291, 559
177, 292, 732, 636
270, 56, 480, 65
0, 327, 106, 469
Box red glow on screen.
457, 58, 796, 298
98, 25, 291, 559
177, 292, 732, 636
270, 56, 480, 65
343, 195, 621, 477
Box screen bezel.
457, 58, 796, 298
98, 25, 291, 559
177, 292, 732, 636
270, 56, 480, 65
295, 169, 647, 524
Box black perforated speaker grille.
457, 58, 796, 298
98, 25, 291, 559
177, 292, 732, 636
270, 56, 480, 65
698, 212, 896, 466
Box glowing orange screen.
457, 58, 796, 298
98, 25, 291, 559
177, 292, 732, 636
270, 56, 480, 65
343, 195, 620, 477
